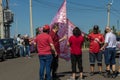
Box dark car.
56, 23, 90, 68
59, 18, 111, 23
0, 43, 6, 61
0, 38, 18, 58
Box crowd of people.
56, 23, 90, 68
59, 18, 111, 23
16, 34, 33, 58
34, 23, 120, 80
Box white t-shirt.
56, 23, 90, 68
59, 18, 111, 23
17, 37, 24, 45
105, 32, 116, 48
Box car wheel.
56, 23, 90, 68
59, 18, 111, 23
16, 48, 20, 57
1, 53, 6, 61
12, 50, 16, 58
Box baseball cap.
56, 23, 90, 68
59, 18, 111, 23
93, 25, 99, 30
43, 24, 50, 30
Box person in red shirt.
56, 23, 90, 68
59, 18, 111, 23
67, 27, 84, 80
87, 25, 104, 76
34, 25, 57, 80
49, 23, 66, 79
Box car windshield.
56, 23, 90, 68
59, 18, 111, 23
117, 37, 120, 41
0, 39, 13, 45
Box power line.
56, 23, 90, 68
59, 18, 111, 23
33, 0, 106, 12
67, 1, 105, 9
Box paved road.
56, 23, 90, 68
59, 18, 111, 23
0, 50, 120, 80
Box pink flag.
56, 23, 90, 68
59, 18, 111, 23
50, 0, 66, 25
50, 0, 71, 61
50, 0, 85, 61
67, 18, 86, 37
67, 19, 76, 38
58, 19, 76, 61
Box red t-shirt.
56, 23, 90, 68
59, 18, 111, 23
69, 35, 84, 55
34, 33, 53, 55
49, 30, 60, 54
88, 33, 104, 53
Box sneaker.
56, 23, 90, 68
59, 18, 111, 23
52, 73, 59, 79
67, 77, 76, 80
28, 56, 31, 58
77, 77, 84, 80
112, 72, 117, 78
90, 72, 94, 76
98, 71, 103, 75
104, 70, 111, 78
52, 77, 61, 80
117, 72, 120, 76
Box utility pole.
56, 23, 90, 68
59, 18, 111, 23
117, 20, 119, 31
3, 0, 14, 38
30, 0, 34, 37
0, 0, 4, 38
107, 0, 113, 27
107, 3, 111, 27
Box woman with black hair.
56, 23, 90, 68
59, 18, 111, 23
67, 27, 84, 80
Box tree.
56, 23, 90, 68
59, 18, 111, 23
111, 26, 117, 35
89, 29, 93, 34
35, 27, 40, 36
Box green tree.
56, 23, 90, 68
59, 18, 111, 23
88, 29, 93, 34
111, 26, 117, 35
35, 27, 40, 36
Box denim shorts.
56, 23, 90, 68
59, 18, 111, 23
119, 54, 120, 65
89, 52, 103, 64
104, 47, 116, 65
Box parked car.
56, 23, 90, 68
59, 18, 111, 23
116, 37, 120, 57
0, 43, 6, 61
0, 38, 19, 58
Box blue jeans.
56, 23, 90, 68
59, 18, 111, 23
25, 45, 30, 56
19, 45, 24, 57
119, 54, 120, 65
104, 47, 116, 65
39, 54, 53, 80
89, 52, 103, 64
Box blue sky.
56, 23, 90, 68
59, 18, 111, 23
5, 0, 120, 37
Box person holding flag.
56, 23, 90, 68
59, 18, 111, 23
49, 23, 67, 80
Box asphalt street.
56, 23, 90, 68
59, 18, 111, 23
0, 50, 120, 80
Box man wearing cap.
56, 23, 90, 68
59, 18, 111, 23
87, 25, 104, 76
101, 26, 117, 78
34, 24, 57, 80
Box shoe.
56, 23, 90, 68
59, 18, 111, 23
52, 77, 61, 80
112, 72, 117, 78
117, 72, 120, 76
90, 72, 94, 76
67, 77, 76, 80
28, 56, 31, 58
98, 71, 103, 75
77, 77, 84, 80
52, 74, 59, 78
104, 70, 111, 78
